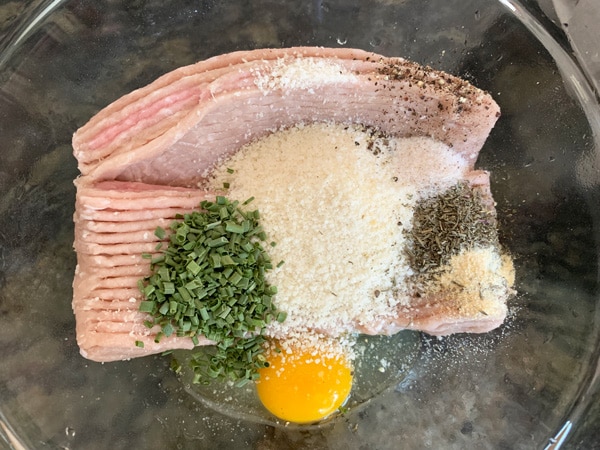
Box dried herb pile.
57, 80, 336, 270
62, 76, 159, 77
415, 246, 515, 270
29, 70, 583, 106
406, 182, 499, 274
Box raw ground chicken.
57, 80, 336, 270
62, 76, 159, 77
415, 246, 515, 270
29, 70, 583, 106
71, 47, 513, 362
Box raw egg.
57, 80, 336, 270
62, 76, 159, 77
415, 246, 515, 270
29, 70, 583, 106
256, 342, 353, 423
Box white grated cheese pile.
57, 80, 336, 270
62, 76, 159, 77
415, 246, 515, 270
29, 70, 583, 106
252, 57, 359, 93
209, 122, 470, 343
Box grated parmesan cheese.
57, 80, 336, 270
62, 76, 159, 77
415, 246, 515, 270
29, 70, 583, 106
209, 122, 471, 344
253, 57, 359, 93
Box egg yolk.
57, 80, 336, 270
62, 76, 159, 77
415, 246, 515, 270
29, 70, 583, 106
256, 345, 353, 423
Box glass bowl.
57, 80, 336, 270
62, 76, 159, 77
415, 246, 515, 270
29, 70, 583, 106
0, 0, 598, 448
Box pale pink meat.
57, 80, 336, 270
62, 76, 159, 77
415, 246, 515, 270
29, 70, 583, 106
358, 297, 506, 336
73, 47, 504, 362
83, 218, 172, 233
72, 180, 213, 361
73, 47, 499, 186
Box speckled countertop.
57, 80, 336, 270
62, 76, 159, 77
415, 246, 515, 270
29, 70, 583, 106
0, 1, 599, 449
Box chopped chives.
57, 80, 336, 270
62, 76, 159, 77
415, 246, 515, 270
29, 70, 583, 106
143, 285, 156, 297
162, 323, 174, 337
158, 266, 170, 281
139, 301, 155, 313
154, 226, 166, 239
199, 307, 210, 320
225, 221, 245, 234
163, 282, 175, 295
220, 255, 235, 266
187, 260, 201, 276
138, 196, 285, 386
207, 237, 228, 248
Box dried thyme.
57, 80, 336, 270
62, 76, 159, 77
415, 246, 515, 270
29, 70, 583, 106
405, 182, 498, 274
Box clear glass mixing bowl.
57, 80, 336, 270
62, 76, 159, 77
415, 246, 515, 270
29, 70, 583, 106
0, 0, 598, 448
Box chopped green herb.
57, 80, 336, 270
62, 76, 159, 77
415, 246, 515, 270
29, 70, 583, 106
154, 226, 166, 240
139, 301, 155, 313
135, 340, 144, 348
170, 357, 183, 374
138, 196, 285, 385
